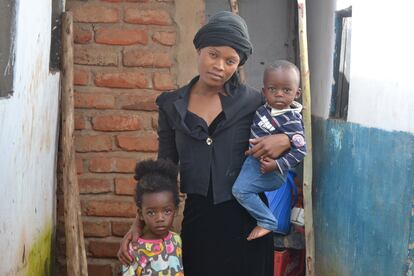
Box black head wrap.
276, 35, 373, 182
193, 11, 253, 66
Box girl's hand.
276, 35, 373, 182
117, 215, 143, 265
245, 134, 290, 159
260, 157, 277, 174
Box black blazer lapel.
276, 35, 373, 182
173, 84, 191, 133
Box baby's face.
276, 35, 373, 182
262, 68, 300, 110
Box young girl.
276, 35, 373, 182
122, 159, 184, 276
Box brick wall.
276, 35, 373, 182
57, 0, 178, 275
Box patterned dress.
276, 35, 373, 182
122, 232, 184, 276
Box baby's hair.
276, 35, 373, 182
134, 159, 179, 208
263, 59, 301, 86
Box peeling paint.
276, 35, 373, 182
329, 126, 343, 151
313, 117, 414, 275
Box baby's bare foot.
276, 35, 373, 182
247, 226, 271, 240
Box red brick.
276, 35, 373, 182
115, 158, 138, 173
74, 115, 86, 130
152, 72, 175, 91
82, 198, 136, 217
151, 115, 158, 130
74, 46, 118, 66
116, 133, 158, 152
75, 135, 113, 152
78, 178, 113, 194
88, 158, 111, 172
117, 93, 158, 111
91, 115, 141, 131
124, 9, 172, 25
115, 178, 136, 195
95, 28, 148, 45
88, 239, 120, 258
123, 50, 172, 68
94, 72, 147, 89
71, 5, 119, 23
76, 158, 84, 174
73, 25, 92, 44
89, 157, 137, 173
112, 220, 134, 237
88, 264, 112, 276
74, 69, 89, 85
152, 31, 176, 46
83, 219, 111, 237
74, 93, 115, 109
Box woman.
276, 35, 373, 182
118, 11, 290, 276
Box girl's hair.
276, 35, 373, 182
134, 159, 179, 208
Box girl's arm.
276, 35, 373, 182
246, 134, 290, 159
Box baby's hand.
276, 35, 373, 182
260, 157, 277, 174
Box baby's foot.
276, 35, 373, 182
247, 226, 271, 240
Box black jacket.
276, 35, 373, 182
156, 76, 263, 204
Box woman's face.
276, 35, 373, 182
197, 46, 240, 89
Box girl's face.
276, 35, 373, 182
197, 46, 240, 89
138, 191, 176, 239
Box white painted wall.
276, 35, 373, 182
347, 1, 414, 133
307, 0, 336, 119
308, 0, 414, 134
0, 0, 60, 274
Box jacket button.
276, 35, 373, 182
206, 137, 213, 145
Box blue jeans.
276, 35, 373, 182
232, 156, 286, 232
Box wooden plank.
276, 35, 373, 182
61, 11, 88, 276
296, 1, 315, 275
228, 0, 247, 84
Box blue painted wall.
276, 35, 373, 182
312, 116, 414, 275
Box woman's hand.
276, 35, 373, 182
246, 134, 290, 159
117, 215, 143, 265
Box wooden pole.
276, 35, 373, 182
61, 11, 88, 276
296, 1, 315, 275
228, 0, 247, 84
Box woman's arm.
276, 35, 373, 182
118, 213, 143, 265
245, 134, 290, 159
